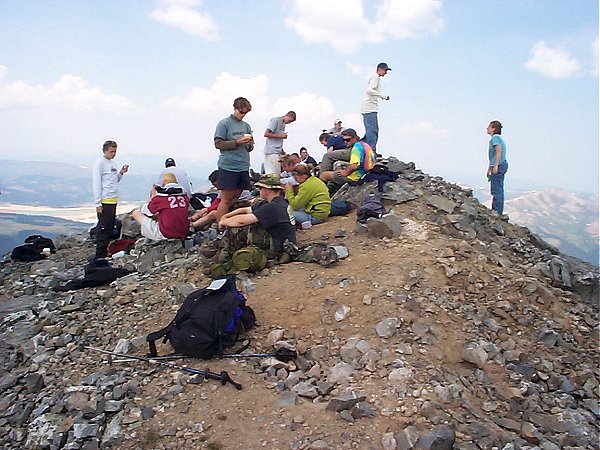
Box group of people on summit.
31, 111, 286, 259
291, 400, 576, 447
92, 62, 508, 265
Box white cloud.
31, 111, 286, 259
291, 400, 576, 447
375, 0, 444, 39
397, 120, 449, 137
150, 0, 220, 40
346, 62, 372, 80
0, 68, 138, 113
161, 72, 270, 113
524, 40, 581, 79
284, 0, 443, 53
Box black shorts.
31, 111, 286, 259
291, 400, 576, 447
217, 168, 251, 190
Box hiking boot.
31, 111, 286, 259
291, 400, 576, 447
199, 243, 218, 258
317, 246, 339, 266
282, 240, 301, 259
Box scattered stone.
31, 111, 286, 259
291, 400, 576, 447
326, 394, 366, 412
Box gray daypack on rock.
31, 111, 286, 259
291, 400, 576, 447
356, 194, 386, 224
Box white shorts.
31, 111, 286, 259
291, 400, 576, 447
264, 154, 282, 175
139, 215, 166, 241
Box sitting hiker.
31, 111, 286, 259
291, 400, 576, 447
279, 154, 299, 186
319, 132, 346, 153
289, 152, 301, 165
218, 174, 296, 256
300, 147, 318, 166
132, 173, 190, 241
284, 163, 331, 225
318, 131, 351, 179
320, 128, 376, 186
209, 174, 338, 275
156, 157, 193, 198
191, 171, 252, 230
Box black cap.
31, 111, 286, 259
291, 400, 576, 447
377, 62, 391, 71
165, 158, 176, 167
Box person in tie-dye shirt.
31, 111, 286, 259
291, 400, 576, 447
319, 128, 376, 186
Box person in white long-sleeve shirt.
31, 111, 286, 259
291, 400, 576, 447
361, 62, 391, 154
92, 140, 128, 262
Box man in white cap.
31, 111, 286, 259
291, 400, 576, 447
361, 62, 391, 154
327, 119, 346, 136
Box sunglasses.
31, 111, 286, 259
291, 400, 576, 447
236, 109, 250, 115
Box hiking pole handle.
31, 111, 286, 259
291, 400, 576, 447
218, 370, 243, 390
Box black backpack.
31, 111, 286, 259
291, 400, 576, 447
146, 276, 256, 359
24, 235, 56, 253
11, 235, 56, 262
11, 244, 46, 262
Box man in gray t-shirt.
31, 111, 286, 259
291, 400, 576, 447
263, 111, 296, 175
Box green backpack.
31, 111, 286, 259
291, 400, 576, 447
232, 245, 267, 273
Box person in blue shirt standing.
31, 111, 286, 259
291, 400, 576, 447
486, 120, 508, 215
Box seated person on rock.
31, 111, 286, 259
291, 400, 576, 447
320, 128, 376, 186
300, 147, 318, 166
289, 152, 301, 165
156, 157, 193, 198
218, 174, 296, 257
284, 163, 331, 225
191, 171, 252, 230
279, 154, 299, 186
319, 132, 346, 153
132, 173, 190, 241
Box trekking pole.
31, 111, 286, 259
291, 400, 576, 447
132, 348, 298, 363
85, 346, 242, 390
221, 348, 298, 362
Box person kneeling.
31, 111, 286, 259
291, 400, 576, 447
132, 173, 190, 242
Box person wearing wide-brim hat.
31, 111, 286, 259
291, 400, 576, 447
219, 174, 297, 252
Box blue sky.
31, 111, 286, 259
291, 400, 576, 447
1, 0, 598, 194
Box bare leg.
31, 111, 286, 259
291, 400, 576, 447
191, 210, 218, 229
215, 188, 242, 223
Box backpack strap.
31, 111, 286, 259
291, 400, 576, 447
146, 323, 175, 357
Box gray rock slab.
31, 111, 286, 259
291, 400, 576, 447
326, 394, 366, 412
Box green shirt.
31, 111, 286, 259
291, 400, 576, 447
286, 176, 331, 220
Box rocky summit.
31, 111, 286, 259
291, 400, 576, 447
1, 162, 598, 450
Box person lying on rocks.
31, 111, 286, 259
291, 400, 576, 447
319, 128, 376, 186
132, 173, 190, 241
284, 163, 331, 226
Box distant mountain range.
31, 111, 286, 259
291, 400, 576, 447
0, 159, 210, 207
1, 160, 597, 266
473, 188, 598, 266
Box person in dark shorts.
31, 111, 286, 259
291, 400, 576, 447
214, 97, 254, 223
